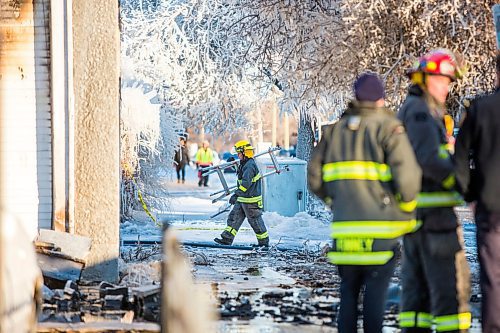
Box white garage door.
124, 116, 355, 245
0, 0, 53, 238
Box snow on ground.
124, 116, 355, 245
121, 165, 331, 249
119, 163, 483, 332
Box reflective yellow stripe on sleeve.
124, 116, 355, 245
322, 161, 392, 182
442, 173, 456, 189
399, 199, 417, 212
417, 191, 464, 208
434, 312, 471, 331
252, 173, 262, 182
331, 220, 421, 239
438, 144, 450, 159
239, 185, 247, 192
395, 193, 417, 212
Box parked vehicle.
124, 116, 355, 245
278, 148, 296, 158
221, 151, 238, 173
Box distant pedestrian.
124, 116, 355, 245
455, 53, 500, 333
174, 137, 190, 183
195, 140, 213, 187
308, 72, 421, 333
397, 49, 471, 332
214, 140, 269, 247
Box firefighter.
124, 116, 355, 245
455, 54, 500, 332
308, 72, 421, 333
214, 140, 269, 247
397, 49, 471, 332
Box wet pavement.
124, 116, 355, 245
44, 167, 480, 333
169, 170, 483, 332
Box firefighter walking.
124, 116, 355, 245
397, 49, 471, 332
214, 140, 269, 247
308, 73, 421, 332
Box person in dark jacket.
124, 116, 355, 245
308, 73, 421, 333
455, 54, 500, 333
174, 137, 190, 183
397, 49, 471, 333
214, 140, 269, 247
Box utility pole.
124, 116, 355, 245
284, 113, 290, 150
271, 100, 277, 147
270, 84, 283, 147
257, 104, 263, 144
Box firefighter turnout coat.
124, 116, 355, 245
398, 85, 463, 229
308, 101, 421, 265
234, 158, 262, 206
397, 85, 471, 332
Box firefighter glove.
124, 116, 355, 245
229, 194, 238, 205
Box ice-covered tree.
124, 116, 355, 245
340, 0, 497, 115
120, 0, 263, 135
120, 78, 184, 219
223, 0, 498, 155
120, 0, 498, 217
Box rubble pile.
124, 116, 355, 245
39, 280, 161, 324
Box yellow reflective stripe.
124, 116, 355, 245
395, 194, 417, 212
438, 144, 450, 159
417, 312, 433, 328
322, 161, 392, 182
239, 185, 247, 192
417, 191, 464, 208
434, 312, 471, 331
442, 173, 455, 189
327, 251, 394, 265
399, 312, 432, 328
252, 173, 262, 183
336, 238, 374, 252
399, 311, 416, 327
399, 199, 417, 212
256, 231, 268, 240
224, 226, 237, 236
237, 195, 263, 203
330, 220, 421, 239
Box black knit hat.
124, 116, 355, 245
353, 73, 385, 102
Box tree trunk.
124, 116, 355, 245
296, 109, 326, 214
284, 113, 290, 150
296, 109, 314, 162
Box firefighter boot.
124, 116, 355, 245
214, 237, 232, 245
253, 237, 269, 249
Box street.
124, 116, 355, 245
119, 165, 482, 332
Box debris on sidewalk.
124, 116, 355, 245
35, 230, 91, 288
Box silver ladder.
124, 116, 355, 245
200, 147, 289, 204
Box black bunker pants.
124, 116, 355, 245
219, 202, 269, 246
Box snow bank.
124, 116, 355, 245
264, 211, 330, 242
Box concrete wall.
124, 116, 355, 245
72, 0, 120, 281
